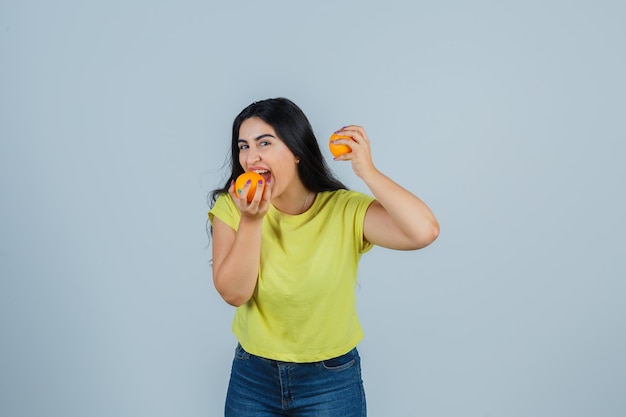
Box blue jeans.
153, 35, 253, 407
225, 344, 367, 417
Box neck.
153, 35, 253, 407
272, 189, 314, 215
300, 191, 311, 214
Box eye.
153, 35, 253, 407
238, 144, 249, 150
259, 140, 271, 147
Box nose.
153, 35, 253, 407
246, 147, 261, 165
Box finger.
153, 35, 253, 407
336, 124, 363, 132
332, 134, 368, 154
258, 183, 271, 211
250, 178, 265, 203
335, 127, 366, 144
330, 136, 356, 147
336, 125, 365, 135
333, 152, 353, 161
233, 179, 257, 208
262, 177, 273, 202
228, 180, 240, 200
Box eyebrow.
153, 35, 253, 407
237, 133, 276, 144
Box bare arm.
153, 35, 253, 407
362, 171, 439, 250
211, 180, 271, 306
332, 126, 440, 250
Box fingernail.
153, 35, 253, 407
258, 179, 263, 184
246, 180, 251, 185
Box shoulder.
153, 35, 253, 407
315, 190, 374, 252
210, 192, 235, 211
208, 193, 239, 229
315, 190, 375, 218
319, 189, 375, 207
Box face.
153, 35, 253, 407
237, 117, 302, 200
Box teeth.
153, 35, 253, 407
253, 170, 269, 174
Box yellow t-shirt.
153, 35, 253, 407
209, 189, 375, 362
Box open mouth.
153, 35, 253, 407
252, 169, 271, 183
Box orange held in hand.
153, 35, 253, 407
235, 171, 265, 203
329, 133, 353, 157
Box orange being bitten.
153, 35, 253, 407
329, 133, 353, 157
235, 171, 265, 203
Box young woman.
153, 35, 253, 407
208, 97, 439, 416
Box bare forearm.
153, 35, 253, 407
330, 125, 439, 247
213, 218, 262, 306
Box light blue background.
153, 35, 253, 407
1, 1, 625, 416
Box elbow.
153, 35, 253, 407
426, 221, 440, 245
431, 221, 440, 242
213, 271, 256, 307
409, 222, 440, 250
222, 293, 250, 307
215, 284, 252, 307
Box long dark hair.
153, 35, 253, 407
208, 97, 346, 210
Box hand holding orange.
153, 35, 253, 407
329, 133, 353, 157
235, 171, 265, 203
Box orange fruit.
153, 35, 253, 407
329, 133, 353, 157
235, 171, 265, 203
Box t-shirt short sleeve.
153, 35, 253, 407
208, 193, 241, 231
344, 191, 375, 254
